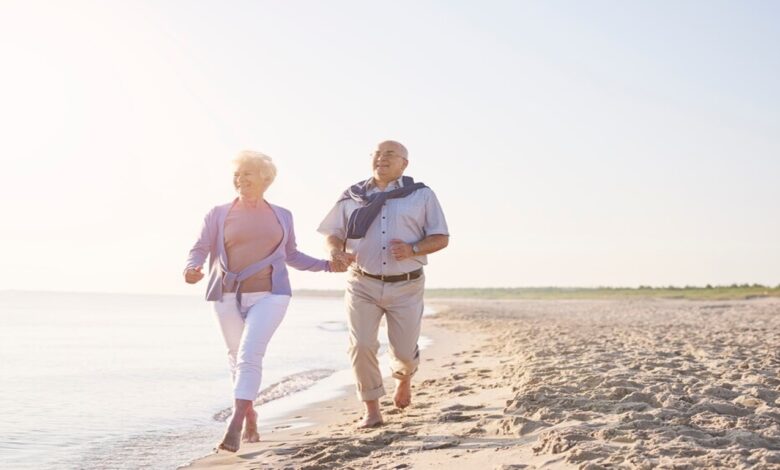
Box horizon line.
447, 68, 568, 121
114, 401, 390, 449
2, 283, 778, 298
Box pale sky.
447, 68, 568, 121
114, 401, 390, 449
1, 1, 778, 295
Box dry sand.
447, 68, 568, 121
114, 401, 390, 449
187, 298, 780, 469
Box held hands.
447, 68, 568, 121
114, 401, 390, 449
184, 266, 205, 284
329, 251, 356, 273
389, 239, 414, 261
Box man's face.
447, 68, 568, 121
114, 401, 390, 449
371, 142, 408, 183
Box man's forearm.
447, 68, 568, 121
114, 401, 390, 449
326, 235, 346, 254
415, 234, 449, 256
325, 235, 355, 271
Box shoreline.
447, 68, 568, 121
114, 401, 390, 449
181, 307, 437, 468
187, 297, 780, 469
185, 301, 481, 469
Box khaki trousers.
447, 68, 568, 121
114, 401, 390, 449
345, 270, 425, 401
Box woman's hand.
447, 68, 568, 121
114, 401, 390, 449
329, 251, 355, 272
184, 266, 205, 284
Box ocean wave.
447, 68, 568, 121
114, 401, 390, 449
317, 320, 348, 332
213, 368, 335, 421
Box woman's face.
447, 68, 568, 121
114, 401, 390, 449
233, 162, 268, 198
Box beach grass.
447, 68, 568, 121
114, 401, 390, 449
424, 284, 780, 300
296, 284, 780, 300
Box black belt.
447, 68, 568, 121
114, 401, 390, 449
353, 267, 423, 282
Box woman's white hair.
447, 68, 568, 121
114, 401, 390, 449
232, 150, 277, 184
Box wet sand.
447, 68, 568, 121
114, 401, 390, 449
187, 298, 780, 469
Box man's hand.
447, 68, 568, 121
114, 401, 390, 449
389, 239, 414, 261
329, 251, 356, 272
184, 266, 205, 284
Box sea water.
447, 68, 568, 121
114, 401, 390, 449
0, 291, 430, 469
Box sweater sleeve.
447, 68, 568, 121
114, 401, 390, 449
185, 207, 217, 271
285, 210, 330, 272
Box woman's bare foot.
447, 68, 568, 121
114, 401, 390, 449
217, 420, 242, 452
242, 407, 260, 443
217, 398, 252, 452
393, 377, 412, 409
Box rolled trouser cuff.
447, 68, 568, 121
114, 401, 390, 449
390, 348, 420, 380
391, 366, 418, 380
357, 384, 386, 401
234, 389, 258, 401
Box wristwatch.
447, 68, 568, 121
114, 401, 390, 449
412, 243, 421, 255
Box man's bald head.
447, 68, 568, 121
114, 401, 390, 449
371, 140, 409, 185
376, 140, 408, 160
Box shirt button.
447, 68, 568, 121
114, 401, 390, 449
382, 216, 385, 219
383, 262, 386, 265
382, 231, 385, 234
382, 247, 386, 249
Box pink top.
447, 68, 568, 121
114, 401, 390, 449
185, 199, 329, 304
224, 201, 284, 293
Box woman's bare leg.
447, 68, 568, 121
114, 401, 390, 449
218, 399, 252, 452
242, 405, 260, 442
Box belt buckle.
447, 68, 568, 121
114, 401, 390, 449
380, 274, 386, 281
406, 272, 411, 281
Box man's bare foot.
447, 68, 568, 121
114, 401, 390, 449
393, 377, 412, 409
357, 414, 384, 429
217, 421, 242, 452
357, 399, 383, 429
242, 407, 260, 443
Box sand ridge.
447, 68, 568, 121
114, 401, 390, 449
188, 298, 780, 469
439, 298, 780, 469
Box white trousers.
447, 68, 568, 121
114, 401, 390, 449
213, 292, 291, 401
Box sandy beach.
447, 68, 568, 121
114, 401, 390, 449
188, 298, 780, 469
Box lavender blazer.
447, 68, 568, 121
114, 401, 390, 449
185, 199, 329, 300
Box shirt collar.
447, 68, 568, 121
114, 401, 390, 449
368, 176, 404, 192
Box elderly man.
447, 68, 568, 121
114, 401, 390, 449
318, 140, 449, 428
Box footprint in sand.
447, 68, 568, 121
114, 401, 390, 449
465, 424, 487, 435
438, 411, 475, 422
441, 403, 485, 412
421, 438, 460, 450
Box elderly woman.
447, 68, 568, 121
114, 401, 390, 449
184, 151, 345, 452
